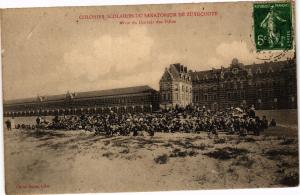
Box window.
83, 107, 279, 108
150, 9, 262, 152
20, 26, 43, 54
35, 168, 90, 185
291, 96, 295, 102
174, 84, 179, 91
227, 92, 231, 99
169, 93, 172, 101
257, 90, 262, 98
162, 94, 166, 101
233, 92, 238, 98
240, 82, 243, 89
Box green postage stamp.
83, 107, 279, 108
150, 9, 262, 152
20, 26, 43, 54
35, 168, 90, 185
253, 2, 292, 50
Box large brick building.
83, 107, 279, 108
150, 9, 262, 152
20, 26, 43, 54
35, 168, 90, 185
159, 58, 297, 110
3, 58, 297, 118
3, 85, 160, 117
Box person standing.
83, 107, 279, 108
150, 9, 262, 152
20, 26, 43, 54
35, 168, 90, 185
5, 119, 12, 131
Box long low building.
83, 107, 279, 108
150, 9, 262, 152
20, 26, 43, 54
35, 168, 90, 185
3, 85, 160, 117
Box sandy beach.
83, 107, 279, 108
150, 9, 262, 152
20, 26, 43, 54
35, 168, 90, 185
4, 123, 299, 194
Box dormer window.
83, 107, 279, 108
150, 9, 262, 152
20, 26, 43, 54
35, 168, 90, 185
247, 68, 253, 77
256, 67, 262, 74
232, 68, 239, 74
267, 66, 274, 73
220, 71, 225, 79
37, 95, 44, 102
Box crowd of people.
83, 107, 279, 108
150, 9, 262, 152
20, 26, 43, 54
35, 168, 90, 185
11, 105, 277, 137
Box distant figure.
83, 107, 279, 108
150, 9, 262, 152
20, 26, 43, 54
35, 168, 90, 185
248, 105, 256, 118
5, 119, 12, 131
132, 124, 138, 136
254, 117, 261, 136
262, 115, 269, 129
36, 116, 41, 126
269, 118, 277, 127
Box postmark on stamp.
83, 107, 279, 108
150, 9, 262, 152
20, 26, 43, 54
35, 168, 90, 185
253, 2, 292, 51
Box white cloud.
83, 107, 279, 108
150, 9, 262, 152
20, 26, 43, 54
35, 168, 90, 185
207, 41, 255, 67
216, 41, 254, 64
63, 26, 154, 81
207, 41, 295, 68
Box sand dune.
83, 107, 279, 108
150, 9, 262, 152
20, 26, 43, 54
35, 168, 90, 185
4, 126, 299, 194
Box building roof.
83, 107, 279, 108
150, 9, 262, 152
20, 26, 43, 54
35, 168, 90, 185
74, 85, 156, 99
191, 59, 294, 81
4, 85, 157, 105
168, 64, 181, 80
4, 97, 37, 105
161, 63, 192, 82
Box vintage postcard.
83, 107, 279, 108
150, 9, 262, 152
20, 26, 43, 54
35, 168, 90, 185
1, 0, 298, 194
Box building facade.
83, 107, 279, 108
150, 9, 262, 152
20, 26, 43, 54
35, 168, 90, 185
159, 63, 193, 108
4, 85, 160, 117
3, 58, 297, 118
160, 58, 297, 110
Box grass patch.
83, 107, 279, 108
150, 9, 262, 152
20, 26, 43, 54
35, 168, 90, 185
279, 171, 299, 187
204, 147, 249, 160
125, 154, 141, 160
198, 143, 212, 150
169, 148, 198, 158
265, 148, 298, 160
169, 140, 212, 150
243, 137, 256, 142
214, 138, 226, 144
120, 148, 130, 154
69, 145, 79, 149
232, 155, 255, 168
195, 175, 208, 184
154, 154, 169, 164
279, 138, 297, 145
102, 152, 114, 159
162, 143, 173, 147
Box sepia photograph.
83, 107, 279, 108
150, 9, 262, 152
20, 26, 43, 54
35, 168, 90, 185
1, 0, 298, 194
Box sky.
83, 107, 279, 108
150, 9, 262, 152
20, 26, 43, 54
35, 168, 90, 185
1, 2, 295, 100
